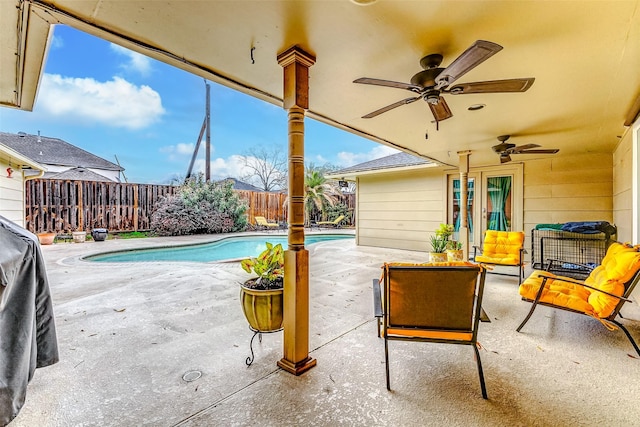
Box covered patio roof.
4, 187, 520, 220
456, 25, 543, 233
1, 0, 639, 167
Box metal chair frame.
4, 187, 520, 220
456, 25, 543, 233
373, 264, 488, 399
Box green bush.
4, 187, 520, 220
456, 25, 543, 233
151, 176, 248, 236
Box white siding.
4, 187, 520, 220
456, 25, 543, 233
0, 159, 26, 227
613, 130, 633, 243
357, 168, 445, 252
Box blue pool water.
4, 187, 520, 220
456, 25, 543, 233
85, 234, 354, 263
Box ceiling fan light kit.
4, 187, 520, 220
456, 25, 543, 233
354, 40, 534, 127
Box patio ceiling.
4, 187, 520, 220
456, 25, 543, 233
2, 0, 640, 167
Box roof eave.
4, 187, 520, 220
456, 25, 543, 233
0, 142, 47, 171
327, 162, 439, 180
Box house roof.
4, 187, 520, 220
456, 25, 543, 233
330, 152, 435, 177
220, 177, 263, 192
0, 132, 123, 171
0, 142, 46, 171
43, 167, 116, 182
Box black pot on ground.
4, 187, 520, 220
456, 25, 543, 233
91, 228, 108, 242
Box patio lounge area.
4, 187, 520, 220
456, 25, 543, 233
11, 233, 640, 426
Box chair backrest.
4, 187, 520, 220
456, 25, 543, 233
255, 216, 268, 226
481, 230, 525, 261
333, 215, 345, 224
383, 264, 485, 337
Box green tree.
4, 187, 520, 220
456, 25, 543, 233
304, 165, 340, 226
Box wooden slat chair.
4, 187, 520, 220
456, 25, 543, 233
316, 214, 345, 228
254, 216, 279, 231
372, 262, 489, 398
517, 242, 640, 356
474, 230, 525, 284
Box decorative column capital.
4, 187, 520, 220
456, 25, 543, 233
277, 46, 316, 110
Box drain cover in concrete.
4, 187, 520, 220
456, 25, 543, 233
182, 370, 202, 382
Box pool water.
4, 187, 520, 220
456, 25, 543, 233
85, 234, 354, 263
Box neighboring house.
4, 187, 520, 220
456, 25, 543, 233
220, 177, 263, 192
0, 132, 123, 182
329, 144, 623, 257
0, 142, 45, 228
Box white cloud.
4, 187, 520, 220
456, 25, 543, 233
336, 144, 399, 166
160, 142, 199, 161
190, 155, 250, 181
39, 74, 165, 129
50, 32, 64, 49
110, 43, 152, 76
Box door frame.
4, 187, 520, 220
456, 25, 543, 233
446, 163, 523, 244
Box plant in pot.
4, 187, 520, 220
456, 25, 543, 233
430, 223, 457, 262
429, 234, 449, 262
240, 242, 285, 333
446, 239, 464, 261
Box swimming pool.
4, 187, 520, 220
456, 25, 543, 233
85, 234, 354, 263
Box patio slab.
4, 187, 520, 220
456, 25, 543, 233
9, 232, 640, 426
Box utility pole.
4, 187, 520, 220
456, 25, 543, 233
186, 81, 212, 181
205, 82, 211, 181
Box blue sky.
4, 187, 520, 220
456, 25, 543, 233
0, 25, 396, 184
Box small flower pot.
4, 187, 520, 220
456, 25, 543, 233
447, 249, 464, 262
91, 228, 108, 242
429, 252, 448, 263
72, 231, 87, 243
37, 232, 56, 245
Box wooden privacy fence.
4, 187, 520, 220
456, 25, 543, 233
24, 179, 356, 234
25, 179, 177, 234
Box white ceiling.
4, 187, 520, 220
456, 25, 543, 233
2, 0, 639, 168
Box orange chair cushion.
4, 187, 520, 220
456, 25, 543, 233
475, 230, 524, 266
519, 242, 640, 318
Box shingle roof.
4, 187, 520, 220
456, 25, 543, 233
219, 177, 263, 191
44, 167, 116, 182
0, 132, 123, 171
331, 152, 433, 175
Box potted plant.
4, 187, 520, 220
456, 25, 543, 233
240, 242, 284, 332
72, 229, 87, 243
429, 223, 455, 262
446, 239, 464, 261
429, 234, 449, 262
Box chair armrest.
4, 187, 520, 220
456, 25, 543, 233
472, 246, 481, 261
533, 273, 631, 302
373, 279, 383, 318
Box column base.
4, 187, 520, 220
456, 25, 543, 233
277, 356, 317, 376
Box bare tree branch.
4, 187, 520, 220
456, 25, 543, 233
239, 146, 287, 192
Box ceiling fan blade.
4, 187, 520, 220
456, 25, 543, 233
500, 154, 512, 163
354, 77, 422, 93
362, 96, 421, 118
435, 40, 503, 88
512, 144, 541, 151
448, 78, 535, 94
516, 149, 560, 154
429, 97, 453, 122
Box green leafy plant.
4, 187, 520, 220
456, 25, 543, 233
447, 240, 463, 250
435, 223, 454, 240
241, 242, 285, 290
429, 234, 449, 253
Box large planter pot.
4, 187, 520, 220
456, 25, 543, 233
72, 231, 87, 243
240, 284, 284, 332
37, 232, 56, 245
429, 252, 448, 263
91, 228, 108, 242
447, 249, 464, 262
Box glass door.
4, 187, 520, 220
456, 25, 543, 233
484, 175, 513, 231
450, 175, 476, 244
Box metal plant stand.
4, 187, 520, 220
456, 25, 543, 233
245, 326, 283, 366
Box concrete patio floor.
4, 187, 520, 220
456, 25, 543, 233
10, 231, 640, 426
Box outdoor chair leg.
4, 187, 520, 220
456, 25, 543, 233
516, 301, 539, 332
611, 319, 640, 357
384, 337, 391, 391
473, 343, 488, 399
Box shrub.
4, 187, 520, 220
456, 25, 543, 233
151, 175, 248, 236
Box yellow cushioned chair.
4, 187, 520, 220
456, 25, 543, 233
255, 216, 279, 231
517, 242, 640, 356
474, 230, 525, 284
372, 262, 489, 398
